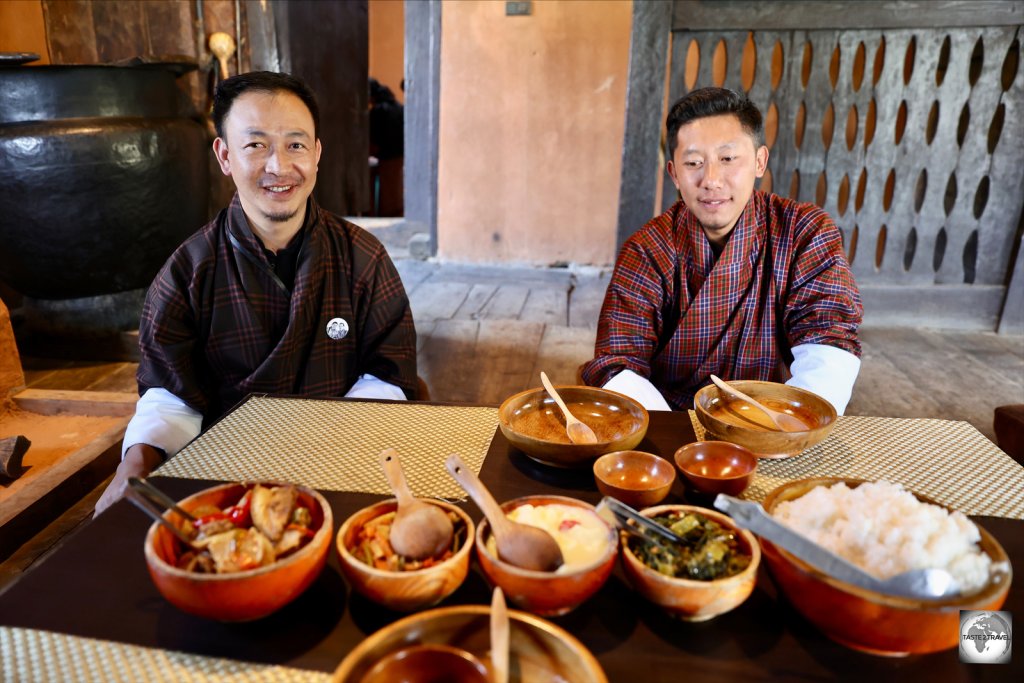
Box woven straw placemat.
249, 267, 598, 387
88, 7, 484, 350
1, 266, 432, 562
689, 412, 1024, 519
0, 626, 330, 683
156, 397, 498, 499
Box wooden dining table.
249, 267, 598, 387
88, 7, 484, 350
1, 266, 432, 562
1, 394, 1021, 682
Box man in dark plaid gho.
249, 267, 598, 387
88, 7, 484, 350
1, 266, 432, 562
97, 72, 417, 514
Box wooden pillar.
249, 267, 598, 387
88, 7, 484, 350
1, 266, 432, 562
616, 0, 672, 252
404, 0, 441, 255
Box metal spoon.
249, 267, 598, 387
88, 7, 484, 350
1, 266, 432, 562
709, 374, 807, 432
125, 477, 200, 548
540, 371, 599, 445
490, 587, 509, 683
714, 494, 961, 600
445, 453, 564, 572
380, 448, 454, 560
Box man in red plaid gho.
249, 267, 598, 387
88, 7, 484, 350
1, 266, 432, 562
583, 87, 862, 415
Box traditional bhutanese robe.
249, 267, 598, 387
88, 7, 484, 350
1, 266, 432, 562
582, 191, 862, 410
136, 194, 417, 425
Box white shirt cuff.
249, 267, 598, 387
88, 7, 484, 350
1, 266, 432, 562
345, 373, 408, 401
602, 368, 673, 411
786, 343, 861, 416
122, 387, 203, 458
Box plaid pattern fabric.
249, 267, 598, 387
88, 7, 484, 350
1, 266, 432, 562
582, 192, 862, 410
136, 194, 417, 423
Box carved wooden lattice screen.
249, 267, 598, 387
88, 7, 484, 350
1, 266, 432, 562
620, 2, 1024, 331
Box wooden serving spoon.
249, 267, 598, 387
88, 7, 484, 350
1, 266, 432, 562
709, 375, 807, 432
208, 32, 235, 80
540, 371, 599, 445
380, 448, 454, 560
445, 454, 564, 572
490, 586, 510, 683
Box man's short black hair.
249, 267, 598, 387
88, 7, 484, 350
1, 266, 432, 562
665, 87, 764, 160
212, 71, 320, 141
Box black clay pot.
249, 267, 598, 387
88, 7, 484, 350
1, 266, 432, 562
0, 64, 209, 300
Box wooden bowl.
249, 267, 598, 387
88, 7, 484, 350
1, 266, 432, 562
336, 499, 474, 612
332, 604, 608, 683
673, 441, 757, 496
475, 495, 618, 616
144, 482, 332, 622
693, 380, 836, 458
593, 450, 675, 508
761, 478, 1013, 655
356, 644, 490, 683
499, 386, 649, 467
620, 504, 760, 621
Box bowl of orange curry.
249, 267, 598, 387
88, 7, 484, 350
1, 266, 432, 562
693, 380, 836, 458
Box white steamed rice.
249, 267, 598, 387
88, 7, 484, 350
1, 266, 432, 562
772, 480, 991, 593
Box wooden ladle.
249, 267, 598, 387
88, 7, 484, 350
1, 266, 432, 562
208, 32, 235, 80
380, 448, 454, 560
490, 586, 510, 683
445, 453, 564, 572
709, 375, 807, 432
540, 371, 598, 445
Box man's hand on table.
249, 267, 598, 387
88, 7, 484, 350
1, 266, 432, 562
94, 444, 165, 516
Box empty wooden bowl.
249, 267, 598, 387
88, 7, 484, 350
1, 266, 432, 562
693, 380, 836, 458
499, 385, 649, 467
593, 450, 675, 508
336, 499, 474, 612
674, 441, 757, 497
357, 644, 490, 683
144, 482, 332, 622
332, 604, 608, 682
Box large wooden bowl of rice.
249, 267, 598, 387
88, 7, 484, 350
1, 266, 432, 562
761, 477, 1011, 656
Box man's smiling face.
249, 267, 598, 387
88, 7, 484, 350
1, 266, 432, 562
667, 113, 768, 247
213, 90, 322, 238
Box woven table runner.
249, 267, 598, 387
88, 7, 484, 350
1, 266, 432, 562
156, 397, 499, 500
689, 412, 1024, 519
0, 626, 330, 683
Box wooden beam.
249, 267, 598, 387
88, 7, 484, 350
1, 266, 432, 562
860, 284, 1005, 330
998, 232, 1024, 335
0, 421, 125, 559
12, 389, 137, 417
404, 0, 442, 256
244, 0, 281, 72
672, 1, 1024, 31
617, 0, 673, 251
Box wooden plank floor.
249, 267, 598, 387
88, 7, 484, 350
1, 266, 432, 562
14, 260, 1022, 442
397, 260, 1024, 444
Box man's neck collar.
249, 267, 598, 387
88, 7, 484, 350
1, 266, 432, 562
241, 201, 311, 254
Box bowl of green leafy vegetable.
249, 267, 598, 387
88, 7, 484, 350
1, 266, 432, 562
619, 504, 760, 621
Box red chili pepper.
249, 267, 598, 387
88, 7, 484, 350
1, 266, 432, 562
226, 492, 252, 527
559, 519, 581, 532
194, 512, 228, 527
285, 523, 316, 538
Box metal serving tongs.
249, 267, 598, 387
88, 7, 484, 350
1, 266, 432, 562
595, 496, 684, 551
125, 477, 200, 548
714, 494, 960, 600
